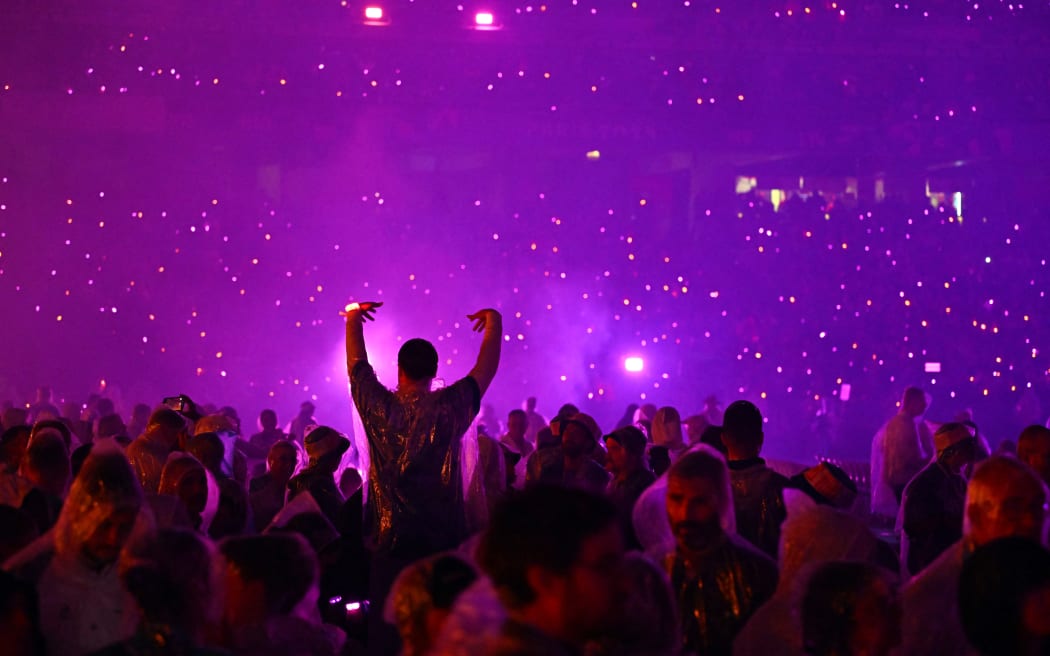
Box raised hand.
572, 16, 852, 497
467, 308, 502, 333
341, 301, 383, 322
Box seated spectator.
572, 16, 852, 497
478, 485, 624, 655
385, 553, 478, 656
220, 533, 344, 656
4, 446, 147, 656
900, 422, 977, 576
722, 400, 787, 558
91, 528, 222, 656
250, 441, 298, 532
801, 561, 901, 656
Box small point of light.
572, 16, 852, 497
624, 357, 644, 373
364, 6, 384, 20
475, 11, 494, 25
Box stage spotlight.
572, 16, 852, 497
624, 356, 644, 373
925, 362, 942, 373
475, 11, 495, 26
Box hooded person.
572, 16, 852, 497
286, 425, 349, 527
91, 528, 224, 656
651, 406, 688, 463
733, 480, 893, 656
3, 444, 151, 656
154, 453, 218, 534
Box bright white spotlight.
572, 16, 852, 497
624, 357, 644, 373
925, 362, 942, 373
475, 11, 495, 26
363, 6, 390, 25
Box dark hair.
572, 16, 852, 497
668, 447, 727, 483
1018, 424, 1050, 444
186, 432, 224, 474
802, 561, 896, 656
121, 528, 212, 627
508, 409, 527, 421
260, 409, 278, 428
960, 537, 1050, 656
428, 554, 478, 609
148, 408, 187, 431
24, 431, 69, 475
722, 400, 763, 454
31, 420, 72, 452
479, 486, 617, 608
398, 338, 439, 381
71, 443, 93, 479
221, 534, 317, 615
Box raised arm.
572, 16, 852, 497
342, 301, 383, 376
467, 308, 503, 397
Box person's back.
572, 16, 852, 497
345, 303, 500, 656
352, 368, 480, 556
899, 423, 976, 576
722, 401, 787, 558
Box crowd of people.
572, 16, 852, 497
1, 305, 1050, 655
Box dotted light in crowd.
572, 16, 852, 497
624, 356, 644, 373
474, 11, 496, 27
364, 6, 384, 20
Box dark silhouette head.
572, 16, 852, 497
398, 338, 439, 382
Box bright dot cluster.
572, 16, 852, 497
1, 1, 1047, 459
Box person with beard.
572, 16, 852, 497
542, 413, 610, 495
663, 446, 778, 656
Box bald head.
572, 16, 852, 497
964, 456, 1048, 548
